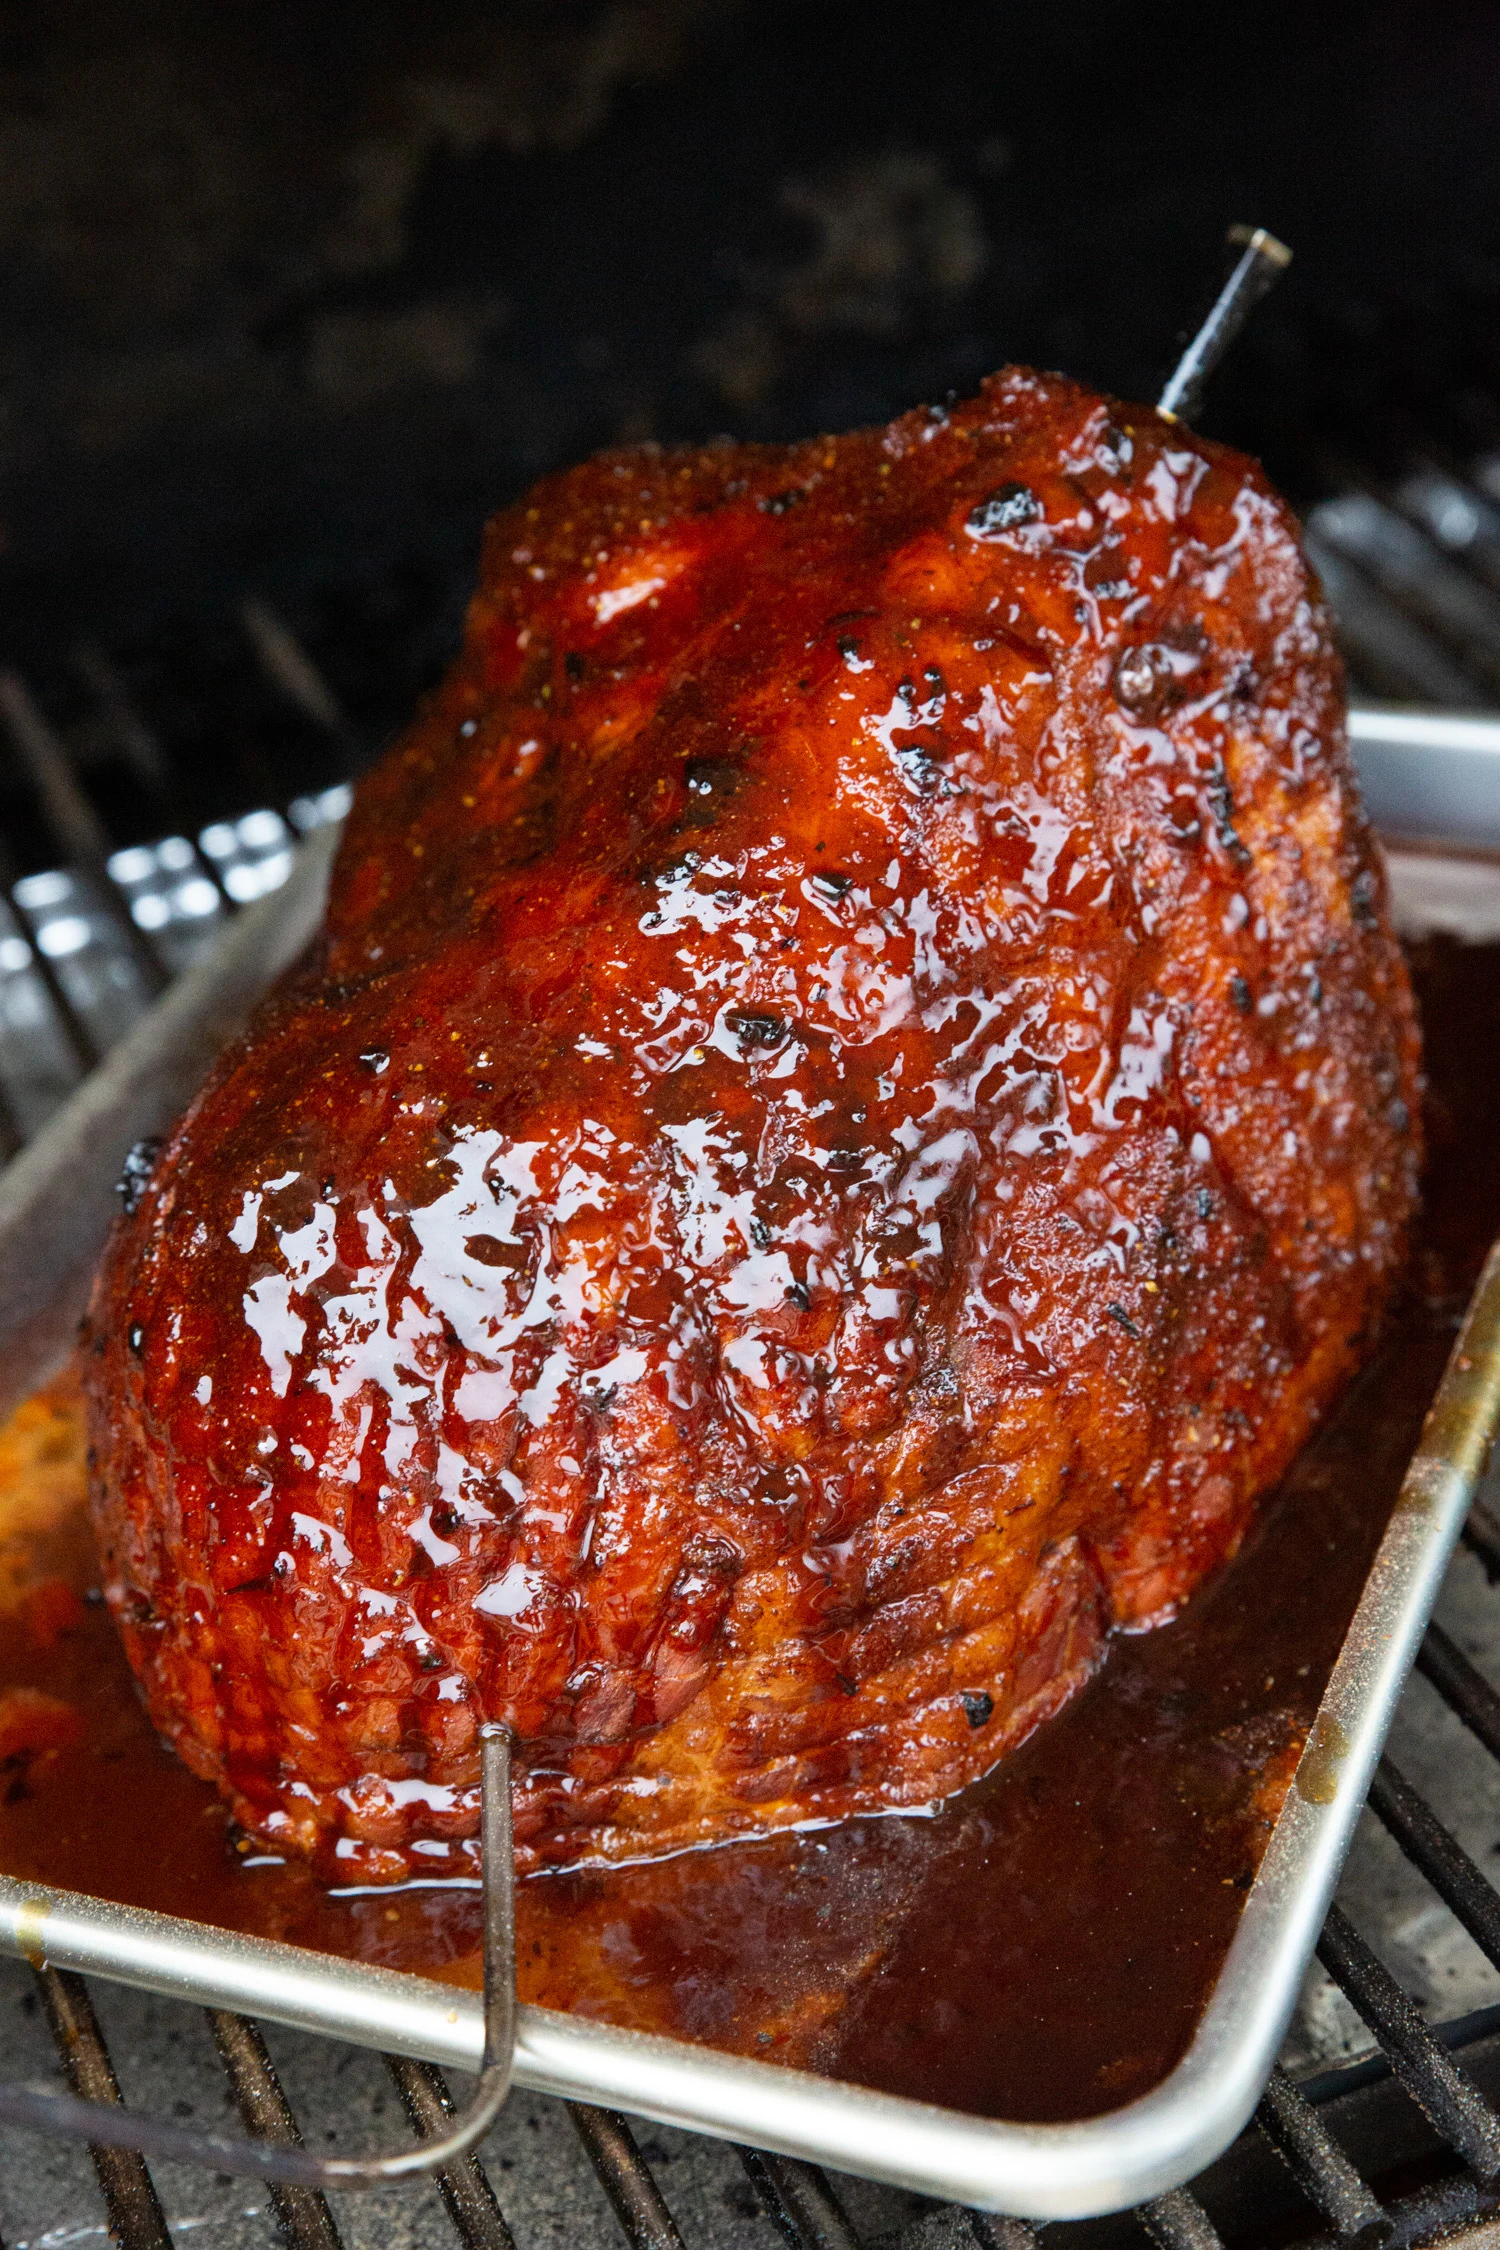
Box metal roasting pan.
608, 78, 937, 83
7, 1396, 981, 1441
3, 701, 1500, 2219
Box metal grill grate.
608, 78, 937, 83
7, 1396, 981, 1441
7, 471, 1500, 2249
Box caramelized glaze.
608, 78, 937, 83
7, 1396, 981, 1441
83, 370, 1417, 1883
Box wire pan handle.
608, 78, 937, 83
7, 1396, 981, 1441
0, 1727, 516, 2187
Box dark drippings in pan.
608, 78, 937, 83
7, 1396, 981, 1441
0, 932, 1492, 2125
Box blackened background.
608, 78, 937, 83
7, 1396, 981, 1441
1, 0, 1497, 670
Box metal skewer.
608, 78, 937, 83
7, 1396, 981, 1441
0, 1726, 516, 2187
1158, 224, 1292, 425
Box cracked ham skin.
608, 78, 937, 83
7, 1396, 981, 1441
85, 369, 1420, 1883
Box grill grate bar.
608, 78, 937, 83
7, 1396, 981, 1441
569, 2103, 687, 2249
1307, 2170, 1500, 2250
1316, 1906, 1500, 2181
968, 2218, 1041, 2250
1416, 1623, 1500, 1762
1368, 1757, 1500, 1975
1390, 462, 1500, 602
208, 2010, 345, 2250
68, 642, 242, 914
32, 1965, 171, 2250
71, 641, 172, 797
1304, 536, 1486, 706
738, 2149, 863, 2250
4, 879, 105, 1077
387, 2054, 517, 2250
0, 672, 169, 997
0, 670, 120, 870
1307, 491, 1500, 702
1253, 2065, 1384, 2240
0, 815, 81, 1112
1461, 1493, 1500, 1583
1137, 2186, 1226, 2250
0, 1078, 22, 1162
0, 672, 359, 1136
239, 597, 356, 762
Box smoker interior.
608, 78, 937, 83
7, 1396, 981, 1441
8, 4, 1500, 2244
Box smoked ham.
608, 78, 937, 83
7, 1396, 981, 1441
85, 370, 1420, 1881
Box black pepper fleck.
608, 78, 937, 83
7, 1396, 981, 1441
966, 484, 1042, 538
115, 1138, 163, 1217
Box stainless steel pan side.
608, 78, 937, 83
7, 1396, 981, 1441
1, 712, 1498, 2217
1349, 703, 1500, 845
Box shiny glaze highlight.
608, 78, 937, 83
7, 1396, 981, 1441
86, 369, 1420, 1881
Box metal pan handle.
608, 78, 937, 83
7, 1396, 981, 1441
0, 1726, 516, 2187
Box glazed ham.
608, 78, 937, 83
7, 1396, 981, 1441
86, 370, 1420, 1883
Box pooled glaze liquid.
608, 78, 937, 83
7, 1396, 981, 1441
0, 935, 1487, 2124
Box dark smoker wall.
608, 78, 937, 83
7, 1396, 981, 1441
1, 0, 1498, 664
